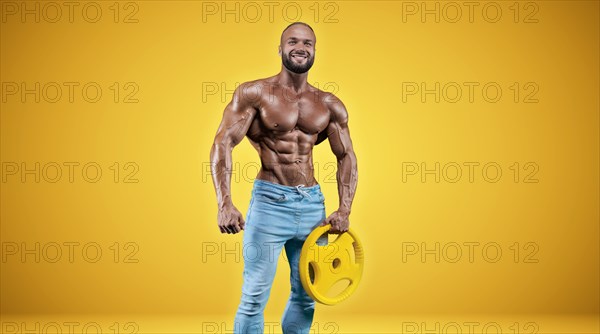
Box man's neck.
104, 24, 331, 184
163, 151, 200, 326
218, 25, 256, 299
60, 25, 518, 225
277, 68, 309, 93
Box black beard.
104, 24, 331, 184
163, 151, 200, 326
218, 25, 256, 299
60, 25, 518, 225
282, 52, 315, 74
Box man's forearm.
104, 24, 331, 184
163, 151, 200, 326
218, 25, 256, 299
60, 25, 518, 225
210, 141, 234, 208
336, 150, 358, 214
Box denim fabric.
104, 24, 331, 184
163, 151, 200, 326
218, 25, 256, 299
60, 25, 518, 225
234, 179, 327, 334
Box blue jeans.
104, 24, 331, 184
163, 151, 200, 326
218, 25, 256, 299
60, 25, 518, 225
234, 179, 327, 334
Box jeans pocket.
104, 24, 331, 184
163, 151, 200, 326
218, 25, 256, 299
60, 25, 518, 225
256, 190, 288, 203
316, 192, 325, 204
245, 197, 255, 224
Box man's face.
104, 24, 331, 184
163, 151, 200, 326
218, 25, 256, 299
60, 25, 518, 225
279, 25, 316, 74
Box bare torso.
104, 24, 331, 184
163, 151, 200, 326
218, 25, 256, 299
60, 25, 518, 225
244, 76, 331, 186
211, 23, 357, 234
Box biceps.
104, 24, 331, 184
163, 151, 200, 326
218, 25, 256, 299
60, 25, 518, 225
216, 104, 256, 146
327, 121, 353, 158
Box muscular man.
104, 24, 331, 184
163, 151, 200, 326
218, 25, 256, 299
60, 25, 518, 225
210, 22, 358, 333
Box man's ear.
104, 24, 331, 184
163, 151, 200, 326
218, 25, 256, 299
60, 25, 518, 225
278, 45, 281, 56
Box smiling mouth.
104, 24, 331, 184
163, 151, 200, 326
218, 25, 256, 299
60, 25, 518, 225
291, 53, 308, 60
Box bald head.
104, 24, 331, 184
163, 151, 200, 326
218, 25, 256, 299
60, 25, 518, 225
278, 22, 316, 74
280, 22, 316, 46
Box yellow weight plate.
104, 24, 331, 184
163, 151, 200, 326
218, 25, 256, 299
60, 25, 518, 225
299, 225, 364, 305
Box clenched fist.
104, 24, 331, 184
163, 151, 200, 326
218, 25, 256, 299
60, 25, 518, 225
217, 203, 245, 234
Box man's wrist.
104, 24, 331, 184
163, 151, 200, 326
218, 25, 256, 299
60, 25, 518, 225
218, 199, 233, 210
338, 207, 351, 215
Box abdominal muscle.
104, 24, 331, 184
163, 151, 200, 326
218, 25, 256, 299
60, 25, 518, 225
257, 161, 317, 187
252, 129, 319, 187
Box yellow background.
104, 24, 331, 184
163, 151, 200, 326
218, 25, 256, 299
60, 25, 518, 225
1, 0, 598, 332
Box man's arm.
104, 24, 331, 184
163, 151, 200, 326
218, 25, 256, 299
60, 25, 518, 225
210, 83, 258, 234
321, 94, 358, 233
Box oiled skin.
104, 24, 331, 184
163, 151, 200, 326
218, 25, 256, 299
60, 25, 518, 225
210, 24, 358, 234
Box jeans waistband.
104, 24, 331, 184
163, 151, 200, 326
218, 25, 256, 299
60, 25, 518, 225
253, 178, 321, 198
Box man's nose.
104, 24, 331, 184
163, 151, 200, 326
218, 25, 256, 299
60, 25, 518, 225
296, 43, 309, 52
294, 47, 308, 54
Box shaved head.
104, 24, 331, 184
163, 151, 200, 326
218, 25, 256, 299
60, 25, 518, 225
278, 22, 316, 74
280, 22, 315, 45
